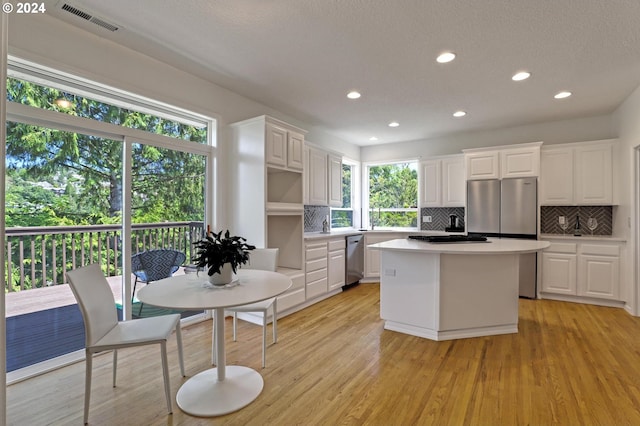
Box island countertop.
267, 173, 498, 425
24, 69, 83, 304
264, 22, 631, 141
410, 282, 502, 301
369, 237, 550, 254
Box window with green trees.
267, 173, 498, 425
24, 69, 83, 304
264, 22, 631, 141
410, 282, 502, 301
331, 163, 354, 228
368, 162, 418, 228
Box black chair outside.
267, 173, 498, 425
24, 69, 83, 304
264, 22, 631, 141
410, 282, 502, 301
131, 249, 186, 316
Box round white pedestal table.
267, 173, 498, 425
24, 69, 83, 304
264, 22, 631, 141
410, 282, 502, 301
137, 269, 292, 417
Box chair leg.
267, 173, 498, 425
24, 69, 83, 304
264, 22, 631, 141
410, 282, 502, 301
160, 342, 173, 414
273, 298, 278, 344
84, 349, 92, 425
175, 321, 185, 377
131, 277, 139, 304
262, 309, 267, 369
112, 349, 118, 387
233, 312, 238, 341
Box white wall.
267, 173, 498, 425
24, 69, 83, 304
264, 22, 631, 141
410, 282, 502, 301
361, 114, 615, 162
612, 84, 640, 314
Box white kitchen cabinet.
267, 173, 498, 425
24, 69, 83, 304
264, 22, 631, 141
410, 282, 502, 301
540, 139, 616, 205
465, 151, 500, 180
327, 238, 346, 291
541, 239, 622, 303
230, 115, 306, 272
464, 142, 541, 180
577, 244, 620, 300
420, 160, 441, 206
307, 147, 328, 205
276, 272, 306, 313
420, 155, 464, 207
328, 154, 343, 207
305, 241, 328, 299
540, 148, 574, 205
364, 233, 401, 279
266, 122, 304, 171
574, 143, 613, 205
501, 145, 540, 178
541, 251, 577, 295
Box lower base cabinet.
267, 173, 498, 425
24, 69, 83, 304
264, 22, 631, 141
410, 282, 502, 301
305, 241, 328, 299
328, 239, 346, 291
541, 240, 621, 302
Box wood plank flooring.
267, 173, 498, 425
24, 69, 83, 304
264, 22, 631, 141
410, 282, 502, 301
7, 283, 640, 425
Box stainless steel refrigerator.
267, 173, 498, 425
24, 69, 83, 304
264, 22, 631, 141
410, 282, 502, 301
467, 177, 538, 298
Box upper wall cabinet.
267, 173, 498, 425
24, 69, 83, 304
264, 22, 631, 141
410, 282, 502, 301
328, 153, 343, 207
306, 145, 342, 207
464, 142, 542, 180
540, 139, 616, 206
307, 147, 328, 205
266, 121, 304, 171
420, 154, 465, 207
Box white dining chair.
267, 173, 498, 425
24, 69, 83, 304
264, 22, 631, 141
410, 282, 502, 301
66, 263, 185, 424
213, 248, 279, 368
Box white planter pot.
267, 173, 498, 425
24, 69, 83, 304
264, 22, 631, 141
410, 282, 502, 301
208, 263, 233, 286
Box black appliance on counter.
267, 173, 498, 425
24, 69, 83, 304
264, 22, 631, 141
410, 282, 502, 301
445, 214, 464, 232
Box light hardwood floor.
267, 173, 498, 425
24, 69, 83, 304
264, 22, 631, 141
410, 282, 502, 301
7, 283, 640, 425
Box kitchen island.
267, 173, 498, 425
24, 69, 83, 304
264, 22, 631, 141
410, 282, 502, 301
368, 238, 550, 341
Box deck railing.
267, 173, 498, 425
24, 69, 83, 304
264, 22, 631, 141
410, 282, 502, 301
5, 221, 205, 292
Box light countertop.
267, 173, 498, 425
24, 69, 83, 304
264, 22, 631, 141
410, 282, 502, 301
540, 234, 627, 243
304, 229, 462, 240
369, 237, 550, 254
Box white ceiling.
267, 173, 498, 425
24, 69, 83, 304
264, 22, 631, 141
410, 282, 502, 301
45, 0, 640, 146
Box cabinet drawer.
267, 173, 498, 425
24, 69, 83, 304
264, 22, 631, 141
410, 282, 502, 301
306, 244, 328, 261
329, 239, 346, 251
306, 257, 328, 273
306, 267, 327, 283
545, 242, 577, 254
580, 244, 619, 257
307, 278, 328, 299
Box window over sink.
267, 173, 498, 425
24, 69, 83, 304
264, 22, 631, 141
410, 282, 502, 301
367, 161, 418, 229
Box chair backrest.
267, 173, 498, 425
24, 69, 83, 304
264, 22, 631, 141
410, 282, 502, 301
66, 263, 119, 347
131, 249, 186, 282
244, 248, 279, 272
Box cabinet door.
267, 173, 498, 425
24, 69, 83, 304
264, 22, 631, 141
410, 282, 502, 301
442, 156, 465, 206
364, 234, 399, 279
328, 154, 343, 207
303, 146, 309, 205
578, 255, 619, 300
308, 148, 328, 205
541, 252, 577, 294
266, 123, 287, 167
574, 144, 613, 205
287, 131, 304, 171
501, 147, 540, 178
465, 151, 500, 180
420, 160, 441, 207
328, 249, 346, 291
540, 148, 574, 205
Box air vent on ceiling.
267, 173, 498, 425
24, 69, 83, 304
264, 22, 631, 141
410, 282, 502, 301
60, 3, 119, 32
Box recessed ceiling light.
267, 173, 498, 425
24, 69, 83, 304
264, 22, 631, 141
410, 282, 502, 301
347, 91, 361, 99
512, 71, 531, 81
388, 122, 399, 127
369, 137, 378, 141
554, 91, 572, 99
453, 111, 466, 117
436, 52, 456, 63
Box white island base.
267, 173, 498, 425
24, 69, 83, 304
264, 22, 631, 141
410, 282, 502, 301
379, 250, 521, 341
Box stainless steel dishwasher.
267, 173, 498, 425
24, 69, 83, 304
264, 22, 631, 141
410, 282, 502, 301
345, 234, 364, 286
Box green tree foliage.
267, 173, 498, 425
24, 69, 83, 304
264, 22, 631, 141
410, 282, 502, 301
369, 163, 418, 227
5, 78, 208, 290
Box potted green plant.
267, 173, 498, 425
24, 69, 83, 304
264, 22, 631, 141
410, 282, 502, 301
193, 229, 256, 285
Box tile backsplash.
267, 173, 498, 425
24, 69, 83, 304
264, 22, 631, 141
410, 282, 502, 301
304, 205, 330, 232
421, 207, 465, 231
540, 206, 612, 235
